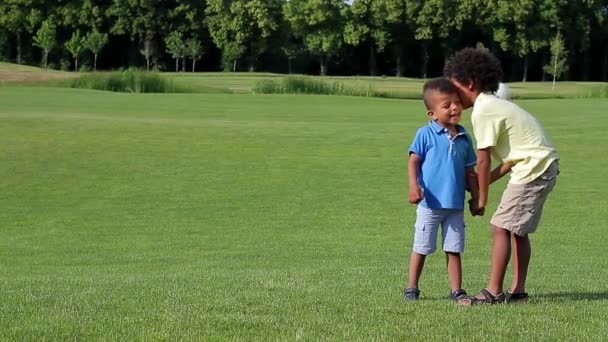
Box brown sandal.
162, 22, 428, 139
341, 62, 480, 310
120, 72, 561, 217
457, 288, 506, 305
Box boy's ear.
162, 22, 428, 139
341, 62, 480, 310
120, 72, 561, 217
466, 80, 476, 91
426, 110, 434, 117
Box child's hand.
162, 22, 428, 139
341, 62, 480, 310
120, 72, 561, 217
409, 187, 423, 204
475, 198, 486, 216
468, 199, 485, 216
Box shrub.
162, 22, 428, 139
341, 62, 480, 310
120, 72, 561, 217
67, 69, 182, 93
60, 59, 71, 71
252, 76, 393, 98
579, 84, 608, 98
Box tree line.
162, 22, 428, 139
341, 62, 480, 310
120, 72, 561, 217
1, 0, 607, 81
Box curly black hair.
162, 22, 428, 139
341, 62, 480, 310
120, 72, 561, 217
443, 48, 503, 93
422, 77, 458, 109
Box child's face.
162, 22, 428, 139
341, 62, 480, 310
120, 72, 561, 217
449, 78, 475, 109
426, 91, 463, 128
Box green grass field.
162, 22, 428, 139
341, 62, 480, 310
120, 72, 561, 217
3, 62, 608, 99
1, 79, 608, 340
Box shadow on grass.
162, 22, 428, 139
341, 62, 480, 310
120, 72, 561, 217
537, 291, 608, 301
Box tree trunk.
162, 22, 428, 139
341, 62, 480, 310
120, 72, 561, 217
442, 43, 451, 67
146, 57, 150, 71
182, 57, 186, 72
540, 51, 546, 81
192, 59, 196, 72
603, 45, 608, 82
582, 49, 591, 81
320, 55, 326, 76
369, 43, 377, 76
552, 54, 557, 91
75, 58, 78, 72
395, 55, 402, 77
16, 31, 22, 65
420, 42, 428, 79
394, 43, 403, 77
522, 55, 528, 82
233, 59, 236, 72
288, 58, 292, 74
175, 58, 178, 72
43, 51, 48, 69
94, 53, 98, 71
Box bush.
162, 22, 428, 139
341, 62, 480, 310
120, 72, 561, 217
67, 69, 183, 93
60, 59, 71, 71
578, 84, 608, 98
252, 76, 392, 98
79, 64, 92, 72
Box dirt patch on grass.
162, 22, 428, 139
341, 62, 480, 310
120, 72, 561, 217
0, 63, 77, 84
0, 70, 77, 83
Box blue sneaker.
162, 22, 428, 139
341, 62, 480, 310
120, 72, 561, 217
450, 288, 468, 301
404, 287, 420, 301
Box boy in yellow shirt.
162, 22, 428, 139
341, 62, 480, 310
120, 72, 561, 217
444, 48, 559, 305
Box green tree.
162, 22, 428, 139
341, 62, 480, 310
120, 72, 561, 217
84, 29, 108, 71
383, 0, 414, 77
281, 43, 300, 74
221, 41, 244, 72
485, 0, 560, 82
65, 30, 85, 71
206, 0, 281, 72
56, 0, 105, 30
343, 0, 391, 76
543, 31, 568, 90
558, 0, 607, 80
168, 1, 206, 34
599, 3, 608, 81
408, 0, 466, 78
108, 0, 169, 69
0, 0, 42, 64
165, 31, 185, 72
139, 36, 157, 71
33, 19, 55, 69
167, 1, 206, 71
185, 37, 203, 72
284, 0, 346, 75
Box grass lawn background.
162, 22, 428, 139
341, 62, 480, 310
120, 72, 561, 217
3, 62, 608, 99
1, 84, 607, 340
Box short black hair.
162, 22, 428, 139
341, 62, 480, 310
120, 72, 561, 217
443, 47, 503, 93
422, 77, 458, 109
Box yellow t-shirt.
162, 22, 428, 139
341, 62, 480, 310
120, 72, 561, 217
471, 93, 559, 184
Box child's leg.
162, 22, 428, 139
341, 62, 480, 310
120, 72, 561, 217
445, 252, 462, 291
460, 225, 510, 304
441, 210, 465, 291
408, 252, 426, 289
487, 225, 511, 294
510, 233, 531, 293
408, 206, 441, 289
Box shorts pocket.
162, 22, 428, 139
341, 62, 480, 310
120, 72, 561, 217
414, 221, 437, 255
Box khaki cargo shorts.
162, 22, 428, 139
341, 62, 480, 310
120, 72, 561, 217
491, 160, 559, 236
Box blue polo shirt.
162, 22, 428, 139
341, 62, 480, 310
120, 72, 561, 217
409, 120, 477, 210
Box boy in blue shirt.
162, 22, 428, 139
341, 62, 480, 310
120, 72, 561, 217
404, 78, 480, 301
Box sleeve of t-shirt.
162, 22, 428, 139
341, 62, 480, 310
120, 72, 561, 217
408, 128, 427, 159
465, 136, 477, 167
472, 111, 503, 149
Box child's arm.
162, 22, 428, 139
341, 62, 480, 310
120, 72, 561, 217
490, 162, 513, 184
466, 167, 484, 216
408, 153, 423, 204
476, 148, 492, 211
466, 167, 479, 199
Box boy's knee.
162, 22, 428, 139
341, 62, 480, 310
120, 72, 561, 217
492, 224, 509, 234
413, 246, 435, 255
